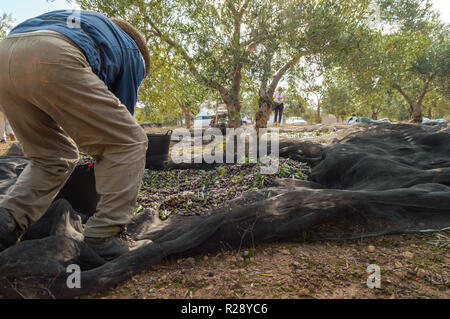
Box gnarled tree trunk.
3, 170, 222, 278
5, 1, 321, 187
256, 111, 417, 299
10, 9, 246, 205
178, 101, 191, 129
395, 80, 431, 124
411, 103, 422, 123
371, 105, 379, 120
227, 105, 242, 128
316, 101, 322, 124
185, 112, 191, 129
255, 96, 273, 130
221, 91, 242, 129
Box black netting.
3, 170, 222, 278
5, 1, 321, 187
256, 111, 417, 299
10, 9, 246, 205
0, 123, 448, 298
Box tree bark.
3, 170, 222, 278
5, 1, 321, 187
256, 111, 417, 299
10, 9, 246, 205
182, 107, 191, 129
411, 103, 422, 123
176, 99, 192, 129
316, 101, 322, 124
394, 80, 431, 124
255, 96, 273, 130
371, 105, 379, 120
226, 100, 242, 129
226, 3, 246, 129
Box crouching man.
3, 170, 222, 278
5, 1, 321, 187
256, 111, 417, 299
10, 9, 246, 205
0, 10, 152, 260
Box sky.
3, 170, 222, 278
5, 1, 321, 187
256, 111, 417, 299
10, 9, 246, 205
1, 0, 450, 27
1, 0, 80, 26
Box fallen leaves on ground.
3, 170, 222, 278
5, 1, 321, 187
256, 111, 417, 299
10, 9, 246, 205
87, 233, 449, 299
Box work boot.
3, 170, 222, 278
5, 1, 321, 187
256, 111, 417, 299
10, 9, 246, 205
84, 231, 152, 261
0, 208, 20, 252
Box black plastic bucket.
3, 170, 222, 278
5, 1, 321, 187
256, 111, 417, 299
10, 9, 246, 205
14, 163, 99, 216
146, 130, 172, 169
54, 164, 100, 217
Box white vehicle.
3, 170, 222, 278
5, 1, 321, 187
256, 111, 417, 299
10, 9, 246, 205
285, 117, 307, 125
193, 107, 216, 127
422, 117, 447, 124
193, 115, 214, 128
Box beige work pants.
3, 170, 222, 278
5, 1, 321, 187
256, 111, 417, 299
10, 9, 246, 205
0, 31, 148, 238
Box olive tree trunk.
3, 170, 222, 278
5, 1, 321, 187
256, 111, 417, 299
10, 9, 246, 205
316, 101, 322, 124
395, 80, 431, 124
255, 96, 273, 130
371, 105, 380, 120
178, 101, 191, 129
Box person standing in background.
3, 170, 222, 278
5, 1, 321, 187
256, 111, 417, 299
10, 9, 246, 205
273, 87, 286, 127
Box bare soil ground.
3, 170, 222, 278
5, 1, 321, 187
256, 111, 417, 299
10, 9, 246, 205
86, 233, 449, 299
0, 141, 11, 156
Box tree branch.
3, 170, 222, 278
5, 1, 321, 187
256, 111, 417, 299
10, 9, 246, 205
239, 0, 250, 17
268, 51, 307, 96
417, 78, 431, 106
259, 49, 275, 97
146, 18, 229, 98
244, 33, 268, 49
394, 85, 414, 107
229, 2, 238, 16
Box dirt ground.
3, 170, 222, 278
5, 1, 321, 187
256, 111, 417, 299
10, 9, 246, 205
86, 233, 449, 299
1, 126, 448, 299
0, 141, 11, 156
